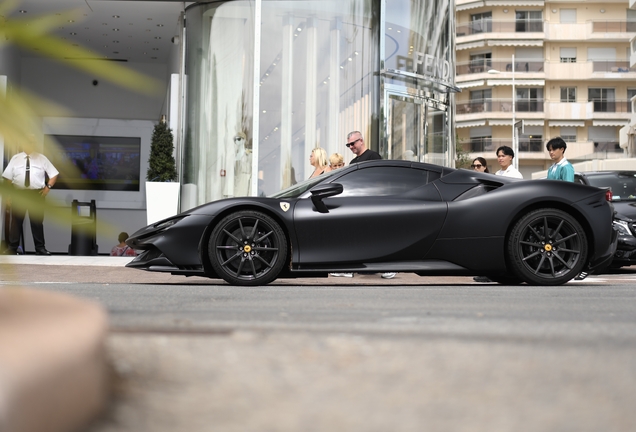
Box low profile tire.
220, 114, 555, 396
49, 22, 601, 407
208, 210, 287, 286
507, 208, 588, 286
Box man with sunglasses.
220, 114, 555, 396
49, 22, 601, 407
346, 131, 381, 164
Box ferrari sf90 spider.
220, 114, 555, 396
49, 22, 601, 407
126, 160, 617, 286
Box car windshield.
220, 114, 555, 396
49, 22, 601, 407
585, 172, 636, 201
270, 170, 339, 199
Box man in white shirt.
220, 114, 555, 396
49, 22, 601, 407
494, 145, 523, 179
2, 136, 59, 255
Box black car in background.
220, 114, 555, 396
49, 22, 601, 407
575, 171, 636, 268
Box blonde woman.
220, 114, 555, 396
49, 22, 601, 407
329, 152, 345, 170
308, 147, 329, 178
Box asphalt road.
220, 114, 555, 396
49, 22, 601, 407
4, 266, 636, 432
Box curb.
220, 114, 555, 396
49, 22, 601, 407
0, 287, 109, 432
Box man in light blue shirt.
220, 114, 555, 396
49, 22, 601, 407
546, 137, 574, 182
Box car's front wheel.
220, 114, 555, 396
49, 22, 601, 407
507, 208, 588, 285
208, 210, 287, 286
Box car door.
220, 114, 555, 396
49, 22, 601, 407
292, 165, 448, 265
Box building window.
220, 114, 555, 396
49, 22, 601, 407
588, 88, 616, 112
470, 12, 492, 34
560, 87, 576, 102
516, 11, 543, 32
516, 87, 543, 112
469, 52, 491, 73
628, 88, 636, 113
519, 134, 543, 152
560, 47, 576, 63
469, 89, 492, 112
470, 136, 492, 152
559, 9, 576, 24
560, 127, 577, 142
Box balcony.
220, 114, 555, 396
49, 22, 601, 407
543, 61, 636, 80
456, 59, 544, 77
589, 20, 636, 42
544, 101, 631, 122
456, 19, 544, 49
456, 99, 545, 128
546, 21, 636, 42
462, 138, 545, 155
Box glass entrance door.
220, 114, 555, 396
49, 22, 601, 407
385, 90, 448, 165
387, 92, 424, 161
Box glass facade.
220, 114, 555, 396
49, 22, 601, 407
182, 0, 456, 209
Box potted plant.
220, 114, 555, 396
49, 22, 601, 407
145, 116, 179, 225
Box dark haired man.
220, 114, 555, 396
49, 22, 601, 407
494, 145, 523, 179
546, 137, 574, 182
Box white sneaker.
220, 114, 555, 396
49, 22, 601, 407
330, 273, 353, 278
381, 272, 396, 279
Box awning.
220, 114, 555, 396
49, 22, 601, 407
548, 120, 585, 127
487, 79, 545, 86
523, 120, 545, 126
489, 120, 511, 126
456, 1, 485, 11
593, 120, 629, 127
457, 120, 486, 128
457, 80, 485, 89
488, 40, 543, 47
456, 41, 486, 51
484, 0, 544, 6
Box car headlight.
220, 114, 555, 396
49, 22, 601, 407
613, 220, 634, 237
154, 215, 187, 231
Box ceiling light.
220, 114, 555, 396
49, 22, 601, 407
68, 20, 74, 23
151, 57, 157, 60
113, 28, 119, 31
600, 9, 605, 13
19, 10, 27, 13
114, 41, 120, 43
113, 15, 120, 18
297, 27, 302, 31
152, 48, 159, 51
157, 24, 164, 27
70, 32, 77, 35
154, 36, 161, 39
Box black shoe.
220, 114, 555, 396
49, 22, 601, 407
473, 276, 493, 283
35, 248, 52, 256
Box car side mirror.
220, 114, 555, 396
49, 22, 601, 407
310, 183, 343, 213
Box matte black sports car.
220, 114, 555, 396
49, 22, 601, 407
127, 160, 617, 286
575, 170, 636, 268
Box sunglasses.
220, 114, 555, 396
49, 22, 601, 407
346, 138, 361, 148
471, 164, 483, 168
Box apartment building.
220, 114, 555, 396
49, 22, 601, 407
455, 0, 636, 178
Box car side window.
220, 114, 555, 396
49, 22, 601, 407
336, 166, 431, 197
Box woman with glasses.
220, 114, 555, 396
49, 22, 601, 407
308, 147, 329, 179
471, 157, 490, 173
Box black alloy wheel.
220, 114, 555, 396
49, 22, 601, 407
507, 208, 588, 285
209, 210, 287, 286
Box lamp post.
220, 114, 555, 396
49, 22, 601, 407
489, 54, 518, 170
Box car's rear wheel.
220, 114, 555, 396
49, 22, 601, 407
507, 208, 588, 285
209, 210, 287, 286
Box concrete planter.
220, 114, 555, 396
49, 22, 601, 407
145, 181, 180, 225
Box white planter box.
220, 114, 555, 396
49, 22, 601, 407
145, 182, 180, 225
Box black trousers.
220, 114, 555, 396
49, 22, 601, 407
9, 189, 46, 250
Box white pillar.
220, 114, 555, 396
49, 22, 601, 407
280, 14, 294, 189
304, 17, 318, 177
328, 18, 341, 156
